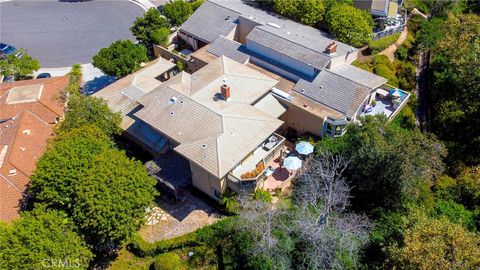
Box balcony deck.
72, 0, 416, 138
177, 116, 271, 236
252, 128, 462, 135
360, 87, 410, 120
261, 141, 298, 193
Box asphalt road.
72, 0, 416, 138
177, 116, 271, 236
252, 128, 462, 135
0, 0, 144, 68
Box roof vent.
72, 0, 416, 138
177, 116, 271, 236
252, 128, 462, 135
326, 42, 337, 54
20, 147, 25, 151
169, 97, 177, 105
300, 88, 305, 93
202, 144, 208, 149
225, 15, 231, 20
22, 129, 31, 135
170, 111, 175, 116
8, 169, 16, 176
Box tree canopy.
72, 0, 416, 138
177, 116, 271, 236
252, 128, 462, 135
273, 0, 326, 26
164, 0, 193, 26
318, 115, 446, 213
0, 49, 40, 79
130, 8, 169, 45
57, 93, 122, 137
74, 148, 157, 246
92, 40, 147, 77
390, 209, 480, 270
31, 125, 157, 248
324, 4, 374, 47
426, 13, 480, 166
0, 208, 93, 270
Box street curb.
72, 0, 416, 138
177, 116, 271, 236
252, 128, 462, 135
130, 0, 155, 11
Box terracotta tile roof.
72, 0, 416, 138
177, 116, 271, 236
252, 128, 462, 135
0, 77, 63, 222
0, 76, 69, 123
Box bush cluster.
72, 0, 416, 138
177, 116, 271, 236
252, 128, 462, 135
368, 33, 401, 54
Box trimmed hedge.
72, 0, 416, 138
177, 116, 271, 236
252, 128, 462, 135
368, 33, 401, 54
128, 232, 197, 257
128, 217, 235, 257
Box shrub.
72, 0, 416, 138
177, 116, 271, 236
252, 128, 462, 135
176, 61, 184, 72
65, 64, 83, 95
254, 189, 272, 203
395, 60, 416, 91
374, 64, 398, 86
399, 105, 416, 130
368, 33, 401, 54
220, 193, 240, 214
395, 45, 409, 60
128, 232, 197, 257
154, 253, 188, 270
151, 27, 171, 47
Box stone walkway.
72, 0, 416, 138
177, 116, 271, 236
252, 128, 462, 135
139, 192, 224, 243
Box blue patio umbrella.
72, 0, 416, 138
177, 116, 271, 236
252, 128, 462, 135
389, 89, 401, 97
295, 141, 314, 155
283, 156, 302, 171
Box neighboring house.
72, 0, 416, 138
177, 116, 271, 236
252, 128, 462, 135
354, 0, 407, 39
95, 56, 288, 199
355, 0, 392, 17
177, 0, 410, 138
0, 76, 68, 222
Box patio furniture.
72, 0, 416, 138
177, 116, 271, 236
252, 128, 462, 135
295, 141, 314, 155
376, 88, 389, 99
263, 135, 279, 151
283, 156, 302, 171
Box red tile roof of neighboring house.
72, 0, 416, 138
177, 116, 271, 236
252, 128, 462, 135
0, 77, 67, 222
0, 76, 68, 123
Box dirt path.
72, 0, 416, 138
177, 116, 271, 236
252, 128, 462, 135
379, 27, 409, 61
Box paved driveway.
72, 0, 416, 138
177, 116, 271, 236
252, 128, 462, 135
0, 0, 144, 68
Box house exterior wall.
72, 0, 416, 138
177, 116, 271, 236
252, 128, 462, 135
236, 16, 262, 44
328, 51, 358, 69
279, 102, 325, 137
246, 40, 317, 77
250, 56, 300, 82
189, 161, 225, 200
178, 31, 199, 51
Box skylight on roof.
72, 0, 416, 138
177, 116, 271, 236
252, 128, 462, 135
267, 22, 281, 28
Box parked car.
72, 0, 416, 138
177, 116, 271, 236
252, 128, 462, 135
0, 43, 16, 56
36, 73, 51, 79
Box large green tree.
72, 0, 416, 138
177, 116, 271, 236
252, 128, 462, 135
74, 148, 157, 246
427, 13, 480, 167
92, 40, 147, 77
390, 210, 480, 270
273, 0, 325, 26
58, 94, 122, 136
0, 208, 93, 270
31, 126, 157, 248
163, 0, 193, 26
324, 4, 374, 47
31, 126, 114, 210
318, 115, 446, 213
0, 49, 40, 79
130, 8, 169, 45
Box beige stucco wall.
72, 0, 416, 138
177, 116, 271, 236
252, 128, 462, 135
328, 50, 358, 69
280, 104, 325, 137
236, 16, 262, 44
189, 161, 225, 199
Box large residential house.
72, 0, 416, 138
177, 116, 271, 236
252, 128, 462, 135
0, 76, 68, 222
95, 56, 288, 199
178, 0, 410, 138
96, 0, 410, 200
